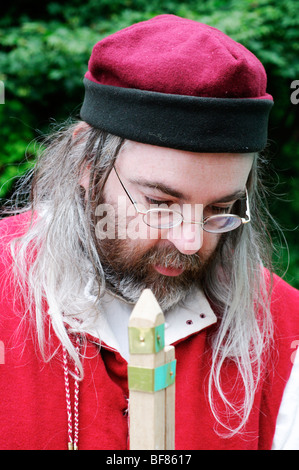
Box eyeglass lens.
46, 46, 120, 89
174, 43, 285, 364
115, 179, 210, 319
143, 209, 242, 233
203, 215, 242, 233
143, 209, 183, 229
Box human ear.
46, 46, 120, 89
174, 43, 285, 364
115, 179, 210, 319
72, 121, 91, 139
72, 122, 91, 192
79, 164, 91, 192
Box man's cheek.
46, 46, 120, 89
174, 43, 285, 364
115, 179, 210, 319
95, 203, 116, 240
125, 204, 160, 241
201, 232, 221, 256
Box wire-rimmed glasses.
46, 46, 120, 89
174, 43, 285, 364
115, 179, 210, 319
113, 166, 250, 234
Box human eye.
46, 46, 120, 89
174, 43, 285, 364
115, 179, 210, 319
145, 196, 173, 207
204, 204, 232, 217
211, 205, 231, 214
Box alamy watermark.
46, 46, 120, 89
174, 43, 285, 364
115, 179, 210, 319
95, 197, 203, 250
290, 80, 299, 105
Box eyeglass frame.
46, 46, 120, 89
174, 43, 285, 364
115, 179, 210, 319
113, 165, 251, 233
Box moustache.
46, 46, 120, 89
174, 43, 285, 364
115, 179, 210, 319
136, 244, 202, 274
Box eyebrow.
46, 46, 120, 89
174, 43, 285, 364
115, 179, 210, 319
215, 190, 246, 203
129, 178, 186, 199
129, 177, 246, 203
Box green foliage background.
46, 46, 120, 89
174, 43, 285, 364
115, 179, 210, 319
0, 0, 298, 287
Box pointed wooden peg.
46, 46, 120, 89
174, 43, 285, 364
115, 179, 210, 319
128, 289, 176, 450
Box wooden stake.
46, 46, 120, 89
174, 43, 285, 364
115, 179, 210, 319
128, 289, 176, 450
164, 345, 175, 450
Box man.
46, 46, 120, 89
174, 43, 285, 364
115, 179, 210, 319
0, 14, 298, 450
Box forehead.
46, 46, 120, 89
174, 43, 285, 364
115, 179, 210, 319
117, 141, 254, 200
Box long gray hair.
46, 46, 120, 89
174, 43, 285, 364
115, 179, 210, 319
7, 120, 275, 436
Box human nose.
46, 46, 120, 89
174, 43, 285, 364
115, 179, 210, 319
165, 220, 203, 255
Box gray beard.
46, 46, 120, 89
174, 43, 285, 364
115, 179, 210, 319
103, 264, 195, 311
97, 240, 210, 312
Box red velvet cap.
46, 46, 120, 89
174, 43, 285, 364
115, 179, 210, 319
81, 15, 273, 152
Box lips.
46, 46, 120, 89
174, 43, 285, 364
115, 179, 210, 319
153, 264, 185, 277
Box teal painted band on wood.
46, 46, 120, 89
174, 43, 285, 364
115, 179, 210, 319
154, 359, 176, 392
128, 359, 176, 393
155, 324, 165, 352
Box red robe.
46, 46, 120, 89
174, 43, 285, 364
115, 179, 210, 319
0, 213, 298, 450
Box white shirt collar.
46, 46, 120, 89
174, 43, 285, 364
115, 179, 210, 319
86, 288, 217, 362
